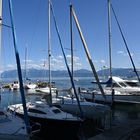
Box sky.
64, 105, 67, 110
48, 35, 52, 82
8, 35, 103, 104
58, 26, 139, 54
1, 0, 140, 72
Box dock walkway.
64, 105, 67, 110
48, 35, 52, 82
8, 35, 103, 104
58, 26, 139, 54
89, 119, 140, 140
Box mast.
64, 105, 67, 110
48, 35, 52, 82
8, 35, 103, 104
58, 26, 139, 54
107, 0, 113, 86
48, 0, 52, 104
50, 2, 83, 118
0, 0, 2, 87
24, 47, 27, 83
8, 0, 30, 134
70, 4, 74, 78
71, 5, 106, 100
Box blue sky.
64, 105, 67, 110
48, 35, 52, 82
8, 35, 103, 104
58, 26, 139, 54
1, 0, 140, 72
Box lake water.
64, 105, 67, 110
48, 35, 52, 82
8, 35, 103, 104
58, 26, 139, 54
1, 77, 140, 139
0, 77, 95, 107
1, 76, 140, 120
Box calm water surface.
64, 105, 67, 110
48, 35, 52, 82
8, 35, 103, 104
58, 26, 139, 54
1, 77, 140, 120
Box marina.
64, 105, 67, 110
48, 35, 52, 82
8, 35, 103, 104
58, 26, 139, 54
0, 0, 140, 140
0, 77, 140, 139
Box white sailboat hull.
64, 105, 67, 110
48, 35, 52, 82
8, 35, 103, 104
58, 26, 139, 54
80, 90, 140, 103
25, 83, 37, 89
52, 97, 110, 119
36, 87, 57, 94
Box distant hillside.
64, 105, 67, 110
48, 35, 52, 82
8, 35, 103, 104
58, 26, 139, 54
1, 68, 93, 78
1, 68, 139, 78
97, 68, 140, 78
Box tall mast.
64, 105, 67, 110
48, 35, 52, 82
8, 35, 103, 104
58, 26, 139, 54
70, 4, 73, 78
48, 0, 52, 103
8, 0, 30, 134
24, 47, 27, 82
0, 0, 2, 85
50, 2, 83, 117
108, 0, 113, 84
71, 5, 106, 100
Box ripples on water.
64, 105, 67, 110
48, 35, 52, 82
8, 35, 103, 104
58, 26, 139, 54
0, 77, 95, 107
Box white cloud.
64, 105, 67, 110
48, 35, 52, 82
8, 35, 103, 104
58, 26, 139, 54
117, 50, 134, 57
58, 55, 63, 59
66, 55, 80, 61
5, 55, 83, 71
50, 56, 65, 70
21, 63, 43, 69
44, 55, 83, 70
127, 52, 134, 57
40, 59, 46, 62
117, 51, 124, 55
65, 55, 82, 70
6, 64, 15, 70
74, 62, 82, 68
100, 60, 106, 64
23, 59, 34, 63
93, 60, 98, 63
52, 58, 63, 64
73, 56, 80, 62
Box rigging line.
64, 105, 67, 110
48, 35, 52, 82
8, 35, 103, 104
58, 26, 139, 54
1, 23, 12, 28
50, 2, 83, 118
111, 4, 140, 83
8, 0, 31, 134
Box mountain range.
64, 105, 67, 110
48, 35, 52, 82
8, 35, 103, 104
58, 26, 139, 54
1, 69, 92, 78
1, 68, 140, 79
97, 68, 140, 78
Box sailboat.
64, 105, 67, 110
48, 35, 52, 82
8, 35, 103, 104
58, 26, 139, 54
35, 7, 57, 93
8, 1, 83, 139
46, 3, 111, 122
8, 100, 82, 139
102, 0, 140, 97
10, 80, 20, 90
0, 0, 41, 138
79, 0, 140, 103
35, 33, 57, 95
0, 108, 27, 136
24, 47, 37, 90
81, 76, 140, 103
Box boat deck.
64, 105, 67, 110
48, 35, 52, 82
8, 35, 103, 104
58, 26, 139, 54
115, 99, 140, 105
89, 119, 140, 140
94, 99, 140, 106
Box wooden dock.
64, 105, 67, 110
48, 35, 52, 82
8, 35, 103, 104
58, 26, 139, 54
89, 119, 140, 140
